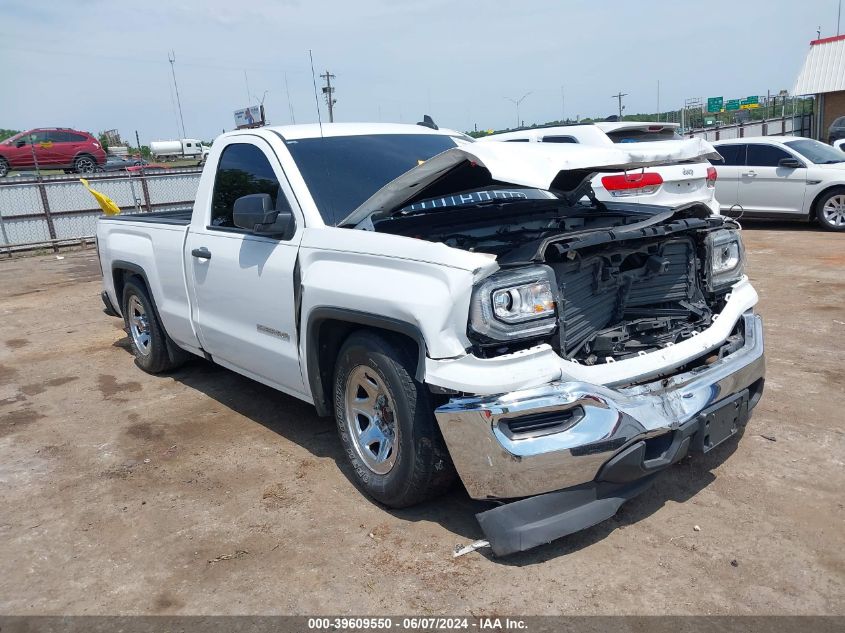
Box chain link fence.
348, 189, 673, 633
0, 168, 202, 255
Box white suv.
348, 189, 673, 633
480, 123, 720, 214
712, 136, 845, 231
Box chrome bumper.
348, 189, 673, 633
434, 311, 765, 500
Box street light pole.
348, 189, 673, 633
504, 92, 532, 129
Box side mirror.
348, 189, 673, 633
232, 193, 293, 236
778, 157, 803, 169
15, 140, 26, 148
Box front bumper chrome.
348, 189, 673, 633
434, 311, 765, 500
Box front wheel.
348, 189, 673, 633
816, 188, 845, 231
333, 331, 455, 508
0, 158, 9, 177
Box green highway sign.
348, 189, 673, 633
707, 97, 723, 113
725, 99, 740, 111
740, 95, 759, 105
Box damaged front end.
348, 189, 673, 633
346, 141, 764, 555
466, 210, 746, 367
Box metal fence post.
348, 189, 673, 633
139, 170, 152, 213
37, 176, 59, 252
0, 206, 10, 256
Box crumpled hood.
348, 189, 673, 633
340, 138, 720, 227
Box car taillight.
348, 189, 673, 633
706, 166, 717, 188
600, 172, 664, 197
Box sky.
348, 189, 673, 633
1, 0, 841, 143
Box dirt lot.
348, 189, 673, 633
0, 223, 843, 615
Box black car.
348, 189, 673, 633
829, 116, 845, 144
97, 155, 147, 172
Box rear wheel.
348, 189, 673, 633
0, 158, 9, 177
73, 154, 97, 174
815, 188, 845, 231
121, 279, 182, 374
333, 331, 455, 508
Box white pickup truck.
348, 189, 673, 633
97, 122, 765, 555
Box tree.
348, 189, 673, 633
98, 132, 110, 154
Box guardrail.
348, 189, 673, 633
0, 168, 202, 255
687, 113, 814, 141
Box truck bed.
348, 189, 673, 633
102, 208, 193, 225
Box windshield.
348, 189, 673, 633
606, 127, 681, 143
1, 131, 26, 145
784, 139, 845, 164
284, 133, 460, 225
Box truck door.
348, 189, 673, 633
185, 138, 306, 397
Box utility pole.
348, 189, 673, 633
284, 72, 296, 124
168, 51, 187, 138
611, 92, 628, 118
504, 92, 531, 129
560, 85, 565, 122
657, 80, 661, 122
320, 70, 336, 122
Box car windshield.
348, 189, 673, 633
784, 139, 845, 164
284, 133, 461, 225
1, 132, 26, 145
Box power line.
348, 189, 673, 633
320, 70, 336, 123
168, 51, 187, 138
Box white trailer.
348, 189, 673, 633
150, 139, 204, 160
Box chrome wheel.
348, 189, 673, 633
75, 156, 96, 173
0, 160, 8, 177
344, 366, 398, 475
822, 194, 845, 227
128, 295, 151, 356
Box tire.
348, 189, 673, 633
333, 331, 455, 508
121, 279, 182, 374
815, 187, 845, 231
73, 154, 97, 174
0, 158, 9, 178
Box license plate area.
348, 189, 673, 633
692, 389, 749, 453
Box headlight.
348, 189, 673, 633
706, 229, 745, 291
470, 267, 558, 341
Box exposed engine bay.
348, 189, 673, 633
549, 235, 712, 364
372, 198, 742, 365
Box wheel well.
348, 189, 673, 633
74, 152, 97, 164
112, 268, 146, 310
809, 185, 845, 219
308, 314, 424, 418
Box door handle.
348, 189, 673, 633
191, 247, 211, 260
742, 171, 757, 177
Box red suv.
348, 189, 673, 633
0, 128, 107, 177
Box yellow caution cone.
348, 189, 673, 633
80, 178, 121, 216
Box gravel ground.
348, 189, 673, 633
0, 222, 842, 615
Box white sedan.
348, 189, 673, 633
712, 136, 845, 231
479, 123, 720, 214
